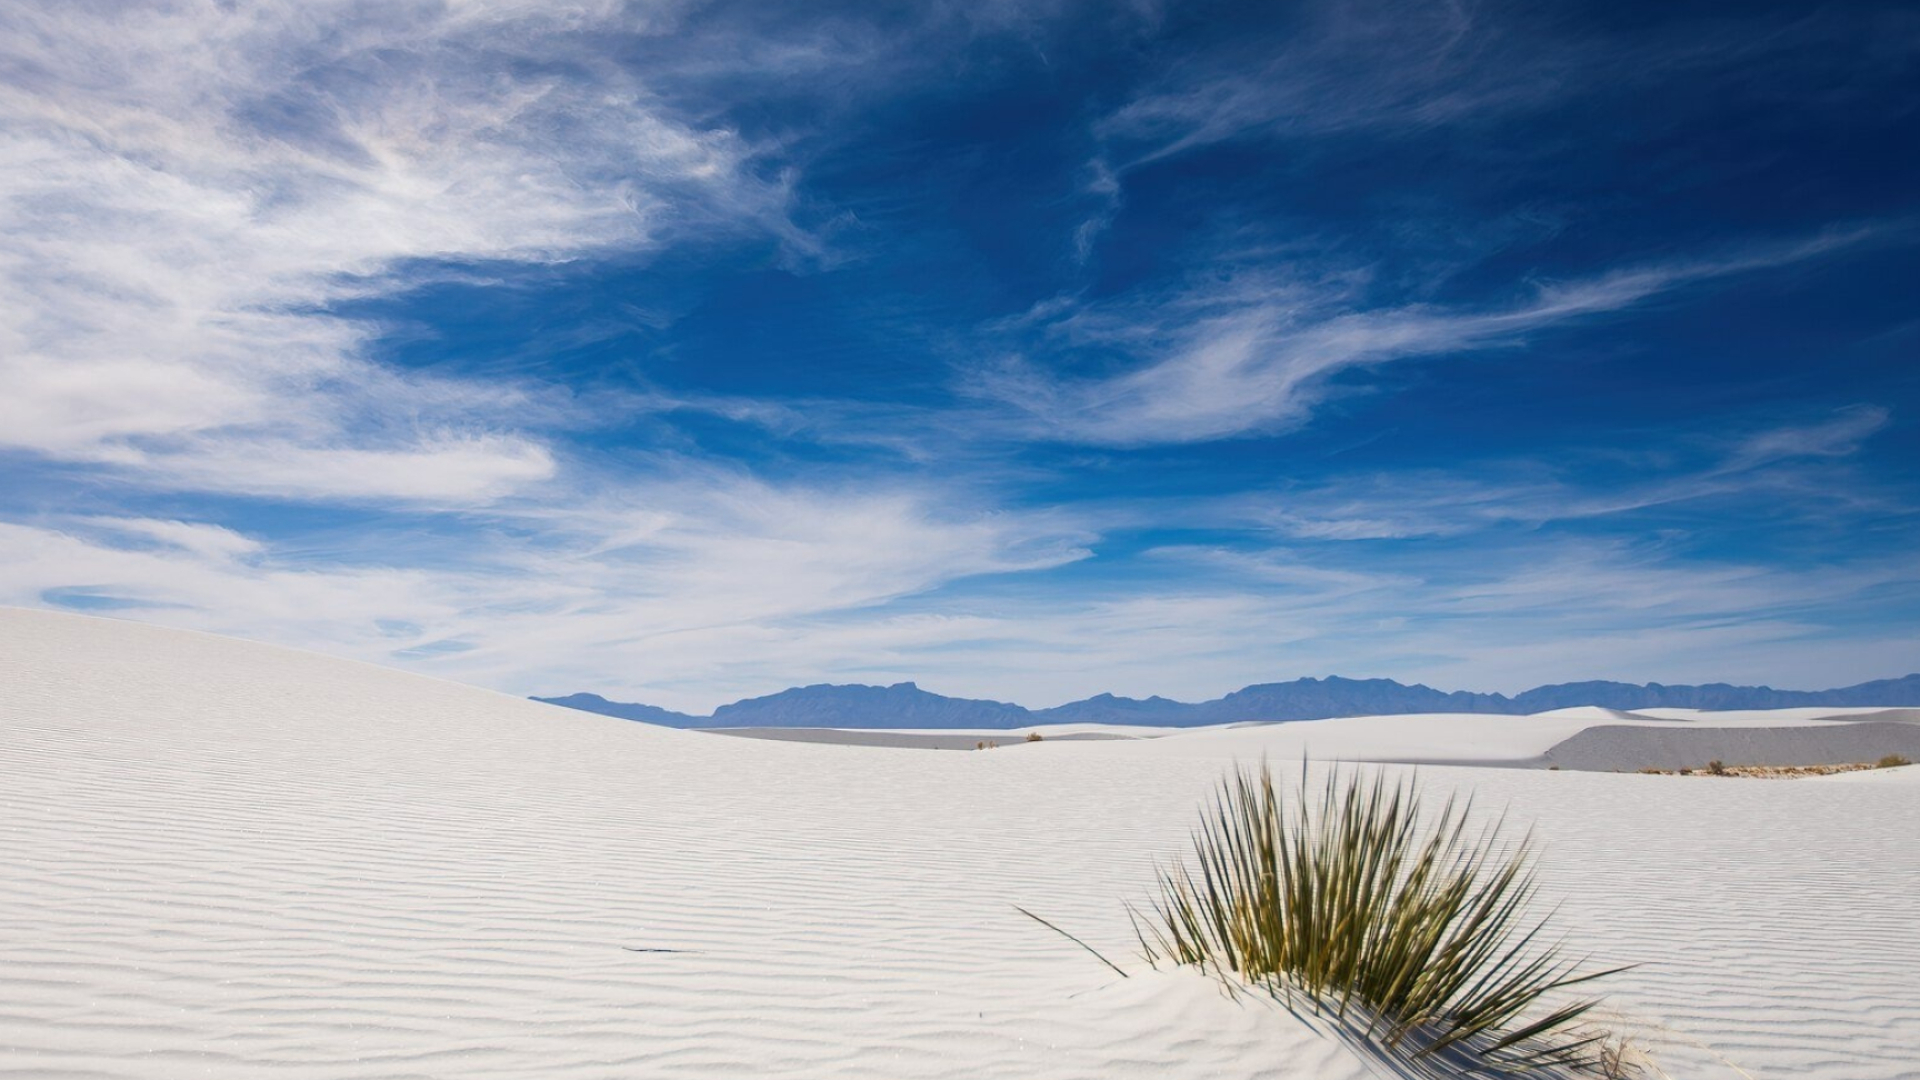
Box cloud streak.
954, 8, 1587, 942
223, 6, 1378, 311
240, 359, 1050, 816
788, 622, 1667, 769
1242, 406, 1897, 541
977, 227, 1891, 446
1095, 1, 1915, 168
0, 0, 794, 503
0, 466, 1095, 709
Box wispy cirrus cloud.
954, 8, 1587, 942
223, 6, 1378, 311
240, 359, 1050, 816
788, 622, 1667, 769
1244, 406, 1898, 541
1096, 0, 1918, 167
636, 538, 1920, 708
0, 465, 1094, 709
4, 432, 1911, 710
1098, 0, 1511, 163
973, 227, 1893, 446
0, 0, 1126, 706
0, 0, 798, 504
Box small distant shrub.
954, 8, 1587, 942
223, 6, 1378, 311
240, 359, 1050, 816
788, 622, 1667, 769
1637, 767, 1664, 775
1706, 760, 1726, 776
1677, 767, 1693, 776
1877, 754, 1911, 769
1026, 731, 1044, 743
1135, 762, 1628, 1072
976, 740, 999, 751
1547, 765, 1561, 771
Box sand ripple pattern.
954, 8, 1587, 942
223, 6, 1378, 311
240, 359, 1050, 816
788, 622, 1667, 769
1, 610, 1914, 1079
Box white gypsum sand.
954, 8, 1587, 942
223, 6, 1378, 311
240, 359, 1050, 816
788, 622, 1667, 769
1, 608, 1915, 1079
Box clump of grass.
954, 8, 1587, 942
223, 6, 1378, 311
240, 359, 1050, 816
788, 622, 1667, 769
1135, 762, 1629, 1072
1705, 759, 1727, 776
1877, 753, 1911, 769
1026, 731, 1045, 743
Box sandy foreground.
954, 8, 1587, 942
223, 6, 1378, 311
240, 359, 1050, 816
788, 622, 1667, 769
1, 608, 1915, 1079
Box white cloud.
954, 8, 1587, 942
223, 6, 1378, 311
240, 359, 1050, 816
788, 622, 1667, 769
607, 539, 1920, 709
1245, 407, 1896, 541
76, 518, 265, 562
979, 229, 1888, 446
7, 492, 1912, 711
0, 0, 791, 503
0, 470, 1095, 710
1095, 1, 1904, 168
1097, 0, 1502, 163
1721, 404, 1890, 471
115, 434, 561, 504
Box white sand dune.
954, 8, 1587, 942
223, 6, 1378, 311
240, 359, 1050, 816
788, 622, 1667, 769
1537, 721, 1920, 771
2, 609, 1916, 1079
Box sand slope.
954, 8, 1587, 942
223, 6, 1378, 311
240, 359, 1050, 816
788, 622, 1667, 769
1539, 720, 1920, 771
2, 609, 1916, 1079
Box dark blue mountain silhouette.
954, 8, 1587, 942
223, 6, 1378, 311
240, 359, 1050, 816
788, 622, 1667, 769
534, 673, 1920, 729
532, 693, 700, 727
711, 682, 1029, 728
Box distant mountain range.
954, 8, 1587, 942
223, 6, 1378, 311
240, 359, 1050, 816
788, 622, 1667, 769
534, 673, 1920, 730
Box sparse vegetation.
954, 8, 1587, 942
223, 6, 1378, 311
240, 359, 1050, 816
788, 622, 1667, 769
1595, 1031, 1646, 1080
1877, 753, 1911, 769
1134, 762, 1629, 1073
1705, 759, 1727, 776
974, 739, 1000, 750
1026, 731, 1044, 743
1643, 761, 1880, 779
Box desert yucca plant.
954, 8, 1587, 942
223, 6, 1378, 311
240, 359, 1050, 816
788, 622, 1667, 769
1135, 762, 1628, 1072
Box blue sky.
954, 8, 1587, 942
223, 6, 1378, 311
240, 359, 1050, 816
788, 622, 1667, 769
3, 0, 1917, 711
